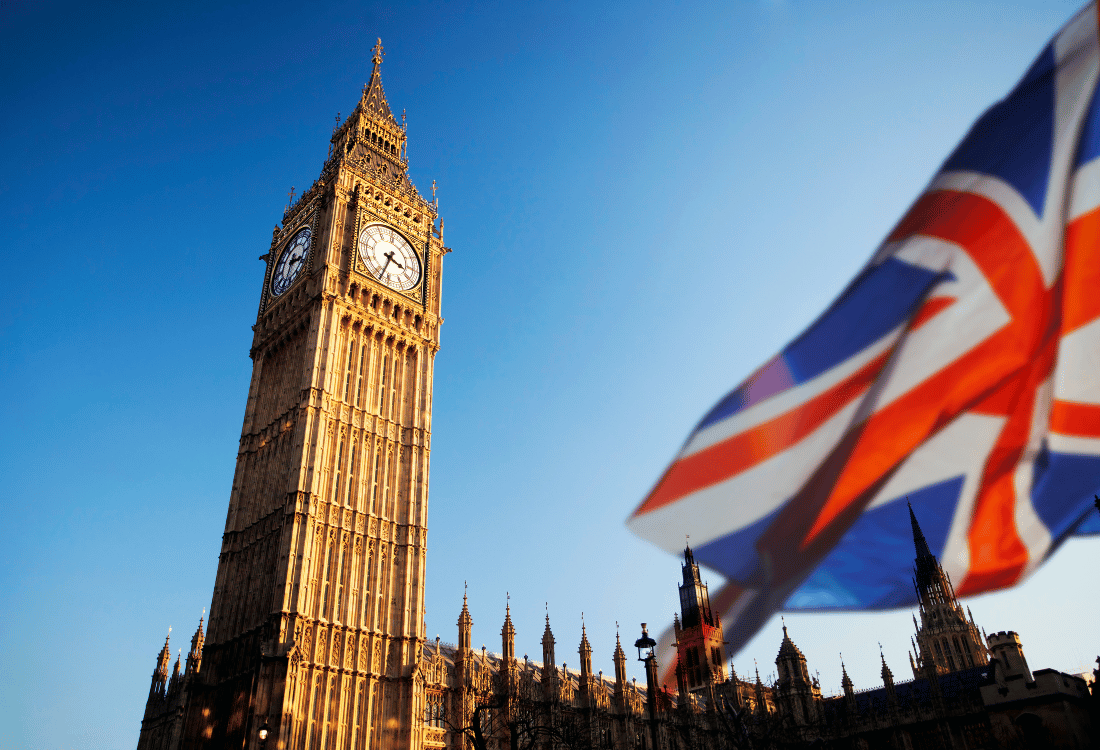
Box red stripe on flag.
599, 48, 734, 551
910, 296, 956, 331
888, 191, 1044, 320
1050, 399, 1100, 438
960, 333, 1057, 594
633, 351, 890, 516
795, 190, 1047, 564
1062, 206, 1100, 333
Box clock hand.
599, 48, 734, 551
382, 250, 404, 271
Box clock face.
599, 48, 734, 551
357, 224, 421, 291
271, 227, 311, 295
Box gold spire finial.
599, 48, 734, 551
372, 38, 384, 68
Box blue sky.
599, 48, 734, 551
2, 1, 1098, 747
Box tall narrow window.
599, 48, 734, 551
362, 550, 374, 626
378, 355, 388, 413
346, 444, 357, 506
370, 448, 381, 515
388, 354, 399, 418
322, 538, 336, 619
332, 437, 344, 502
355, 343, 367, 406
344, 340, 357, 401
333, 542, 345, 621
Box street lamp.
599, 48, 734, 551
634, 624, 660, 750
258, 721, 270, 748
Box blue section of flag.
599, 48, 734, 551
783, 477, 964, 610
1075, 77, 1100, 167
1032, 447, 1100, 541
1076, 512, 1100, 534
780, 259, 947, 385
694, 506, 783, 584
940, 44, 1056, 216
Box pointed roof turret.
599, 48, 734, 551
358, 38, 399, 126
679, 543, 715, 628
776, 621, 805, 662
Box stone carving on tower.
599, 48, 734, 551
136, 38, 447, 750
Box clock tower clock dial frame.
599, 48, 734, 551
152, 39, 451, 750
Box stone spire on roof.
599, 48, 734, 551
458, 583, 473, 653
613, 624, 628, 688
542, 605, 556, 669
501, 593, 515, 663
579, 615, 593, 680
908, 501, 932, 558
840, 656, 855, 692
156, 629, 171, 679
186, 612, 204, 676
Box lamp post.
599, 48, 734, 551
634, 623, 660, 750
258, 721, 269, 750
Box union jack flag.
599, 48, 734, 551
628, 3, 1100, 674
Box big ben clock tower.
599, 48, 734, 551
138, 41, 448, 750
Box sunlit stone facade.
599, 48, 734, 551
138, 40, 447, 750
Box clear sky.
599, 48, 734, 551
3, 1, 1099, 747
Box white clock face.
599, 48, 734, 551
357, 224, 421, 291
271, 227, 311, 295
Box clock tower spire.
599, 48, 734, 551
138, 43, 449, 750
